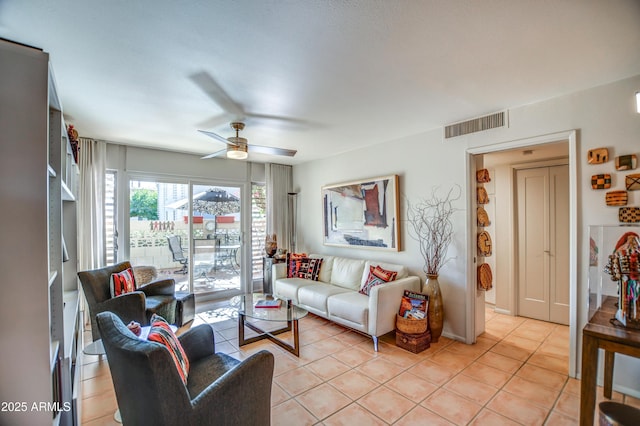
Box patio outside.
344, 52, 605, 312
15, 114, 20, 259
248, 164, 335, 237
127, 181, 266, 295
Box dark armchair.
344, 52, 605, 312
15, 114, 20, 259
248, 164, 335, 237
96, 311, 275, 426
78, 261, 177, 341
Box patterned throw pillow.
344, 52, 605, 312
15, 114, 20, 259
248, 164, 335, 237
359, 265, 398, 296
109, 268, 137, 298
146, 314, 190, 385
286, 252, 308, 278
296, 258, 323, 281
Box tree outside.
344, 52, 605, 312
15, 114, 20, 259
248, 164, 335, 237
130, 188, 159, 220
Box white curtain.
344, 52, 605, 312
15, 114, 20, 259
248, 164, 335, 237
265, 163, 293, 252
77, 137, 106, 270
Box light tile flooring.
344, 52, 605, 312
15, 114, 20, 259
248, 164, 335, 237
79, 304, 640, 425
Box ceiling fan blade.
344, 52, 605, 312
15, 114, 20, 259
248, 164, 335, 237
200, 149, 227, 160
198, 129, 232, 145
189, 71, 245, 117
195, 113, 234, 130
248, 144, 297, 157
245, 112, 312, 131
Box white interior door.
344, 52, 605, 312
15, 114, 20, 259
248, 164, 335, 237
548, 165, 570, 324
516, 165, 569, 324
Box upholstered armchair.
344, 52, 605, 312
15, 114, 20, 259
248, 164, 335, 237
78, 261, 177, 341
96, 311, 275, 426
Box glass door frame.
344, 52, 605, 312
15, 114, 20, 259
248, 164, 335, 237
189, 179, 251, 299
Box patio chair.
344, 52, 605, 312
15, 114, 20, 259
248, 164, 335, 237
78, 261, 177, 341
167, 235, 188, 274
96, 311, 274, 426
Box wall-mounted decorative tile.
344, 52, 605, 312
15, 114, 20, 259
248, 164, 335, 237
605, 190, 627, 206
591, 174, 611, 189
587, 147, 608, 164
626, 174, 640, 190
619, 207, 640, 223
615, 154, 637, 171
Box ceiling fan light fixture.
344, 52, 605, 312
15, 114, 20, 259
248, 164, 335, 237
226, 144, 248, 159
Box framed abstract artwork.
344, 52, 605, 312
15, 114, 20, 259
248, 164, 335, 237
322, 174, 400, 250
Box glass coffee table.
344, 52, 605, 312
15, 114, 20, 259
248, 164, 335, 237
231, 293, 308, 356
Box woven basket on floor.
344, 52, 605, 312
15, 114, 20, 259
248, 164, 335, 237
396, 314, 428, 334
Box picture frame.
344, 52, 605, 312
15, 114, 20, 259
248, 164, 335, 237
322, 174, 400, 251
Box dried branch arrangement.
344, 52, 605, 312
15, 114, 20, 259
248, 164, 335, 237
407, 186, 461, 276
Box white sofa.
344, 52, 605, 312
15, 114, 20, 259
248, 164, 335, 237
273, 254, 421, 351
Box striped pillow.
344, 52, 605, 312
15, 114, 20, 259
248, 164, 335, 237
359, 265, 398, 296
296, 258, 323, 281
286, 252, 308, 278
109, 268, 137, 298
147, 314, 189, 385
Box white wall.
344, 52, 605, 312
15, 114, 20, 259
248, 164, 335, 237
293, 74, 640, 393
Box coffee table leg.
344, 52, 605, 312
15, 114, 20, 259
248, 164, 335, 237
238, 318, 300, 356
292, 319, 299, 355
238, 313, 246, 346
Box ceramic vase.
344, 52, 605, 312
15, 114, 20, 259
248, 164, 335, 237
424, 274, 444, 342
264, 234, 277, 257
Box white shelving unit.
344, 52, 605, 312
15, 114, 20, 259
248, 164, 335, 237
0, 39, 80, 426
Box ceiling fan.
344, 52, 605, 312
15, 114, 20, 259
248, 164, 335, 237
190, 71, 301, 159
199, 122, 297, 160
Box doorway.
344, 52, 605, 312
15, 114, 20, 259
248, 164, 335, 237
466, 130, 578, 378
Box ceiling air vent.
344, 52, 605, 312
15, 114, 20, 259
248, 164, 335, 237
444, 111, 507, 139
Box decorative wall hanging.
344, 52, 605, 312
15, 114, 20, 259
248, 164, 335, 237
615, 154, 637, 171
476, 169, 491, 183
477, 206, 490, 227
605, 190, 628, 206
322, 174, 400, 250
477, 230, 492, 256
625, 174, 640, 190
591, 174, 612, 189
477, 187, 489, 204
477, 263, 493, 291
619, 207, 640, 223
587, 147, 608, 164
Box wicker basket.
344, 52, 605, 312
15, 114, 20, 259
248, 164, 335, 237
396, 314, 428, 334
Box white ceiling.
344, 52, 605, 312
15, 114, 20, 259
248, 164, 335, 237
2, 1, 639, 165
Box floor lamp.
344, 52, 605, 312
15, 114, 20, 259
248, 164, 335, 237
288, 192, 298, 253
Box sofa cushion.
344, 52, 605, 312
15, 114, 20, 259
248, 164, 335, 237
360, 261, 408, 288
286, 252, 308, 278
330, 257, 366, 290
296, 258, 323, 281
298, 283, 350, 315
359, 265, 398, 296
310, 254, 334, 283
327, 292, 369, 329
274, 277, 315, 304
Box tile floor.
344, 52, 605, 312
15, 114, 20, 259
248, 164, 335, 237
79, 304, 640, 425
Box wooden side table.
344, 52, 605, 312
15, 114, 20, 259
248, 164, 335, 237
580, 296, 640, 425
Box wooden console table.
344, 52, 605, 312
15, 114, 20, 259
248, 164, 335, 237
580, 296, 640, 425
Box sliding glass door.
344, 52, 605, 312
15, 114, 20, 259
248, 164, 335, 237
128, 178, 245, 296
188, 183, 242, 295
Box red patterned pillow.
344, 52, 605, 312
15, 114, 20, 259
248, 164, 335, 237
109, 268, 137, 298
359, 265, 398, 296
296, 258, 323, 281
147, 314, 190, 385
286, 252, 308, 278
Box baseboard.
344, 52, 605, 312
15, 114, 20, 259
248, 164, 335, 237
494, 308, 512, 316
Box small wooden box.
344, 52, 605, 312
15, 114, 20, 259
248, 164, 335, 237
396, 329, 431, 353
